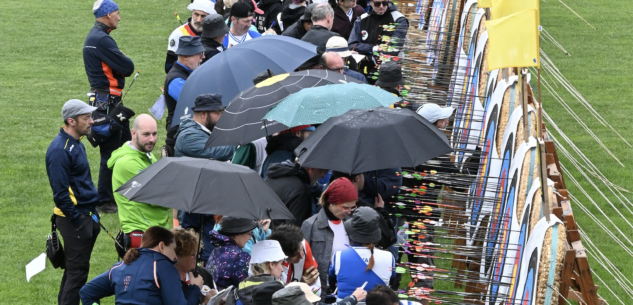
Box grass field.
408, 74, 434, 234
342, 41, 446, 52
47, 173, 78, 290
0, 0, 630, 304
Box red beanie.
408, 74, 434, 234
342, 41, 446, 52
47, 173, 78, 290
323, 177, 358, 205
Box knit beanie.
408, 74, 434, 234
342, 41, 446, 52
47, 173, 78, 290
323, 177, 358, 205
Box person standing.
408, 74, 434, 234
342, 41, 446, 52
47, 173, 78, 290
162, 36, 206, 157
83, 0, 135, 213
225, 2, 262, 48
300, 3, 340, 68
201, 14, 230, 64
277, 0, 307, 33
282, 3, 315, 40
331, 0, 364, 40
165, 0, 216, 73
108, 114, 166, 250
46, 99, 101, 305
255, 0, 284, 34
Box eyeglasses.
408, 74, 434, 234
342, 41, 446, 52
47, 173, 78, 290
337, 204, 357, 212
372, 1, 389, 6
326, 66, 345, 73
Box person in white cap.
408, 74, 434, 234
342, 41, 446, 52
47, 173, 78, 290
324, 37, 367, 83
415, 103, 455, 130
165, 0, 217, 73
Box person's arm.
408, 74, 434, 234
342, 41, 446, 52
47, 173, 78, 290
328, 252, 338, 290
230, 252, 252, 285
158, 261, 201, 305
98, 36, 135, 77
385, 16, 408, 56
176, 130, 236, 160
301, 220, 313, 243
79, 269, 115, 305
347, 19, 374, 55
335, 295, 359, 305
284, 190, 310, 227
165, 51, 177, 73
362, 168, 403, 200
46, 149, 82, 227
168, 77, 186, 102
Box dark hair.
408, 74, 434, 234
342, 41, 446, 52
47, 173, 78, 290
366, 285, 399, 305
330, 171, 362, 184
123, 226, 175, 265
268, 224, 304, 257
63, 115, 79, 126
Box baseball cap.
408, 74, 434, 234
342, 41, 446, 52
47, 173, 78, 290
286, 282, 321, 303
416, 103, 455, 123
188, 0, 217, 14
326, 36, 352, 58
231, 1, 255, 18
62, 99, 97, 121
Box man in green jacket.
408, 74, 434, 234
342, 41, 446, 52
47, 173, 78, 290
108, 114, 166, 249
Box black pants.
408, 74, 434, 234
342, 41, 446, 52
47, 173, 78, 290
56, 215, 101, 305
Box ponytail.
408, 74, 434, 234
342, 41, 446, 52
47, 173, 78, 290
123, 248, 140, 265
363, 244, 375, 271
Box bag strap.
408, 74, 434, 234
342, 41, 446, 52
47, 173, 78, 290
50, 214, 57, 232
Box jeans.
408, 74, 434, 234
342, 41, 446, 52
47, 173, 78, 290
56, 214, 101, 305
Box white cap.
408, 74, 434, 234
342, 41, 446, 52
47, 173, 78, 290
286, 282, 321, 303
326, 36, 352, 58
416, 103, 455, 123
250, 240, 287, 264
188, 0, 217, 14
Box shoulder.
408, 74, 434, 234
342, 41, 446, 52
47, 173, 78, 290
373, 248, 395, 261
390, 10, 406, 21
249, 30, 262, 38
169, 24, 187, 39
360, 13, 370, 20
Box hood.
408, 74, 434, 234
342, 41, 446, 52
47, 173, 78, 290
370, 2, 398, 15
210, 230, 240, 248
258, 0, 282, 10
107, 142, 153, 170
265, 133, 303, 155
281, 5, 305, 20
175, 118, 207, 138
265, 160, 310, 182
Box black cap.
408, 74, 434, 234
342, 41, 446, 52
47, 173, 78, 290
231, 1, 254, 18
217, 217, 258, 236
300, 3, 317, 21
253, 69, 275, 85
175, 36, 205, 56
252, 281, 285, 305
192, 93, 225, 112
375, 61, 405, 87
344, 207, 381, 244
202, 14, 230, 38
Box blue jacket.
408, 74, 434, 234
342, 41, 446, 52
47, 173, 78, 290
360, 167, 402, 203
46, 128, 99, 227
344, 68, 368, 83
80, 248, 200, 305
83, 21, 134, 96
174, 118, 235, 160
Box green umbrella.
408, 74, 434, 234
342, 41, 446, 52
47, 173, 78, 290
262, 82, 402, 127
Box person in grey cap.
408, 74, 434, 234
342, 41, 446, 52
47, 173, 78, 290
162, 36, 206, 157
45, 99, 101, 305
201, 14, 229, 64
329, 207, 396, 301
376, 61, 405, 97
282, 2, 315, 39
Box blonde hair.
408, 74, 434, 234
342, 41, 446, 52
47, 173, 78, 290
171, 228, 199, 257
251, 262, 272, 275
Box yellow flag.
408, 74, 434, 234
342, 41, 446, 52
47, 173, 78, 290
491, 0, 538, 19
478, 0, 492, 8
485, 9, 539, 71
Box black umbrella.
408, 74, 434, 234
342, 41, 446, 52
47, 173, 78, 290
116, 157, 295, 220
294, 107, 453, 174
171, 36, 318, 128
205, 69, 363, 148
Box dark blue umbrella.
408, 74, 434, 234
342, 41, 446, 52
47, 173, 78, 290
171, 36, 317, 128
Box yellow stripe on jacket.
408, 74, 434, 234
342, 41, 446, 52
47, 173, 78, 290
54, 186, 78, 217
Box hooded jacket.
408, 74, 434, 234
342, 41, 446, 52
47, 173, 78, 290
256, 0, 285, 33
83, 21, 135, 96
225, 274, 281, 305
206, 231, 252, 290
348, 3, 408, 56
107, 142, 167, 234
278, 3, 306, 32
174, 118, 235, 160
201, 37, 226, 64
265, 161, 313, 227
260, 133, 302, 178
79, 248, 200, 305
331, 4, 365, 40
281, 18, 309, 40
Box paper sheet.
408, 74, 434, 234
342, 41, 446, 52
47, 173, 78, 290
351, 54, 366, 64
150, 95, 166, 120
26, 253, 46, 282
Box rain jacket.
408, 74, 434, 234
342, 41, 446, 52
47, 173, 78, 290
261, 133, 302, 179
282, 19, 309, 40
278, 3, 305, 32
348, 3, 408, 56
265, 161, 314, 227
107, 142, 167, 234
79, 248, 200, 305
255, 0, 284, 33
225, 274, 281, 305
174, 118, 235, 160
206, 231, 251, 290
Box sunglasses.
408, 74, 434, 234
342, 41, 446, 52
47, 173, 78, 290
372, 1, 389, 6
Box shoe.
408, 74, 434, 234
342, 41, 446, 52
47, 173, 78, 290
97, 201, 118, 214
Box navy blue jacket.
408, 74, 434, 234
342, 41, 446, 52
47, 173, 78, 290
80, 248, 200, 305
344, 68, 368, 83
83, 21, 134, 96
46, 128, 99, 227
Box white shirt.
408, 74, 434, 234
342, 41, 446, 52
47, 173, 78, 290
328, 220, 349, 258
226, 31, 255, 48
345, 8, 353, 21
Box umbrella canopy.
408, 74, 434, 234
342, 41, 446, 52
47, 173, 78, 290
205, 70, 362, 148
262, 83, 402, 128
171, 36, 318, 128
294, 107, 452, 174
116, 157, 295, 220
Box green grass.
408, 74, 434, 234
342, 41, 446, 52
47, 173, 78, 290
0, 0, 630, 304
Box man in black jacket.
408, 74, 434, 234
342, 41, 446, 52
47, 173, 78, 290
266, 161, 328, 227
83, 0, 134, 213
300, 3, 340, 68
276, 0, 306, 33
256, 0, 284, 33
282, 3, 315, 39
201, 14, 229, 64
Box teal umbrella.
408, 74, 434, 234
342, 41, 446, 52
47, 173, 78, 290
262, 82, 402, 127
